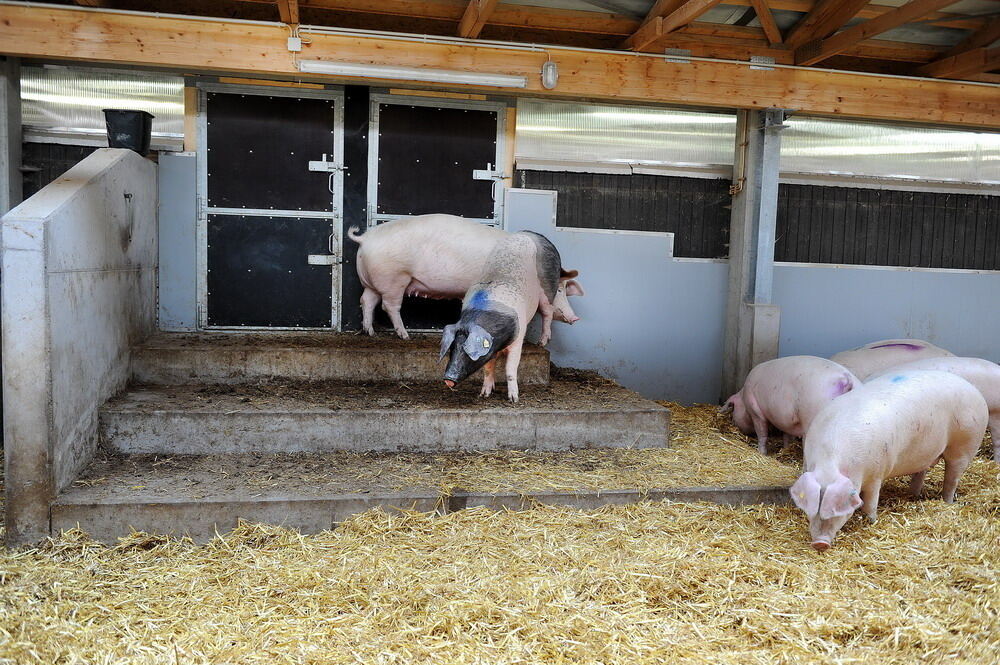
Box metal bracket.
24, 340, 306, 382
473, 162, 505, 181
309, 153, 345, 172
665, 48, 692, 64
749, 55, 775, 71
308, 254, 342, 265
761, 108, 791, 132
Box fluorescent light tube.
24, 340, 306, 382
297, 60, 527, 88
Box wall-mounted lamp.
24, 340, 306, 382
541, 60, 559, 90
297, 60, 528, 88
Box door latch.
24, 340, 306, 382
309, 153, 345, 172
473, 162, 505, 181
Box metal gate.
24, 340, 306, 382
364, 94, 507, 329
197, 84, 345, 329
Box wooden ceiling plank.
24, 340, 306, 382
748, 0, 783, 45
74, 0, 110, 6
796, 0, 960, 66
277, 0, 299, 24
784, 0, 869, 48
917, 45, 1000, 77
458, 0, 500, 38
624, 0, 727, 51
1, 4, 995, 128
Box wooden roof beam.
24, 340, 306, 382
942, 20, 1000, 58
784, 0, 868, 48
623, 0, 727, 51
458, 0, 499, 38
796, 0, 960, 66
916, 45, 1000, 78
73, 0, 111, 6
277, 0, 299, 24
1, 3, 996, 128
748, 0, 782, 45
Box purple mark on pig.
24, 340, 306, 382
831, 376, 854, 397
871, 342, 925, 351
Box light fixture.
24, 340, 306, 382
541, 60, 558, 89
297, 60, 528, 88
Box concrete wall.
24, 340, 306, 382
773, 263, 1000, 362
506, 189, 729, 404
2, 148, 157, 543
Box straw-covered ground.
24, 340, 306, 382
1, 404, 998, 664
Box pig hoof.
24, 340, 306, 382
865, 513, 877, 523
507, 391, 519, 403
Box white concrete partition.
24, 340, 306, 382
2, 148, 157, 544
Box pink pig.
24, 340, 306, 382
791, 370, 988, 551
830, 338, 953, 381
871, 356, 1000, 462
722, 356, 858, 455
349, 215, 582, 340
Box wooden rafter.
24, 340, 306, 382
623, 0, 727, 51
73, 0, 110, 6
748, 0, 782, 45
784, 0, 868, 48
916, 45, 1000, 78
796, 0, 960, 66
458, 0, 499, 38
277, 0, 299, 24
0, 4, 995, 127
943, 20, 1000, 58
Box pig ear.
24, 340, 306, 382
819, 475, 863, 520
439, 324, 458, 361
560, 268, 579, 279
790, 472, 822, 515
564, 280, 585, 297
462, 324, 494, 361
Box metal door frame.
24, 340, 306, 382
195, 82, 346, 330
367, 93, 508, 228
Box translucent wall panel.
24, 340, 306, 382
516, 99, 736, 169
780, 117, 1000, 185
22, 65, 184, 149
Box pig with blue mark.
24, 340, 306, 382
722, 356, 859, 455
440, 231, 584, 403
830, 338, 953, 381
791, 370, 987, 551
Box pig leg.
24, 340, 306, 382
941, 454, 974, 503
751, 415, 769, 455
504, 340, 524, 403
480, 358, 497, 398
989, 414, 1000, 463
379, 291, 410, 340
360, 288, 381, 336
537, 301, 554, 347
909, 470, 928, 498
860, 480, 882, 522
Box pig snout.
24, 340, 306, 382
444, 379, 456, 388
811, 540, 831, 552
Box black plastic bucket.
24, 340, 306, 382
103, 109, 155, 156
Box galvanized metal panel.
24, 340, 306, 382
158, 152, 198, 331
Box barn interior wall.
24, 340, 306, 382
3, 148, 157, 497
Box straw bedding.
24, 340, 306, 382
2, 405, 998, 664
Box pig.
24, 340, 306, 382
870, 356, 1000, 462
790, 370, 988, 551
440, 231, 581, 402
830, 338, 953, 381
348, 215, 582, 339
722, 356, 858, 455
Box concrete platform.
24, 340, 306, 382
53, 452, 791, 542
100, 371, 671, 455
133, 332, 549, 385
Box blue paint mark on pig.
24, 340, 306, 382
469, 290, 489, 310
891, 375, 907, 383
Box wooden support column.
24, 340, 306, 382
0, 56, 21, 216
721, 108, 787, 400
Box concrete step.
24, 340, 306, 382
133, 332, 549, 385
54, 451, 791, 542
100, 370, 670, 455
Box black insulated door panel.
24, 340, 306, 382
207, 93, 336, 212
207, 215, 333, 328
376, 104, 498, 219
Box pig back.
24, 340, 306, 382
742, 356, 856, 435
869, 357, 1000, 411
830, 339, 954, 381
804, 370, 987, 480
